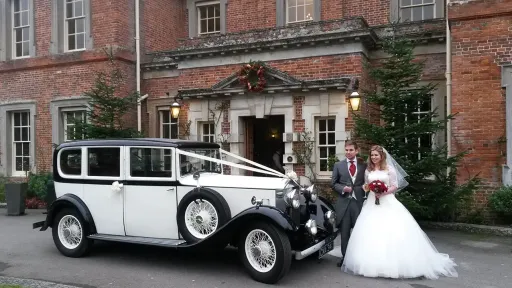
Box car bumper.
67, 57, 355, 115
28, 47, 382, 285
33, 220, 48, 231
293, 232, 337, 260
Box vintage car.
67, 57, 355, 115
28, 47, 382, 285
33, 138, 338, 284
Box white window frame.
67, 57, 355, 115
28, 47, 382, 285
63, 0, 86, 52
315, 116, 336, 175
83, 146, 123, 181
159, 110, 179, 140
196, 0, 221, 35
399, 0, 436, 22
62, 108, 86, 142
286, 0, 314, 24
11, 111, 31, 176
200, 122, 215, 143
11, 0, 30, 59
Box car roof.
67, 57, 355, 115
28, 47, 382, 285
56, 138, 221, 149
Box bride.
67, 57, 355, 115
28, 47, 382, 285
341, 145, 459, 280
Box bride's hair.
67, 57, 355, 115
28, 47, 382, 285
367, 145, 388, 171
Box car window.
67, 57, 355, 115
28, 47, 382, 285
88, 147, 120, 177
60, 148, 82, 175
179, 148, 221, 176
130, 147, 173, 178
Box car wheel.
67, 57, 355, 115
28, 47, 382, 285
238, 221, 292, 284
177, 188, 231, 243
52, 208, 92, 258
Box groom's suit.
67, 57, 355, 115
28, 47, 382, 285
331, 157, 367, 262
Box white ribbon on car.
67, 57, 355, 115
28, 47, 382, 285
111, 181, 123, 193
175, 148, 299, 183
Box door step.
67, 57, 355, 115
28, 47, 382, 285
88, 234, 186, 247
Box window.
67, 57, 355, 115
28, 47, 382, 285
286, 0, 314, 24
63, 110, 86, 141
130, 147, 173, 178
197, 1, 220, 35
402, 97, 433, 160
50, 0, 91, 54
391, 0, 444, 22
276, 0, 320, 27
64, 0, 86, 51
179, 148, 221, 176
0, 0, 35, 61
160, 111, 179, 139
201, 122, 215, 143
11, 111, 31, 175
59, 148, 82, 176
316, 117, 336, 172
186, 0, 226, 38
87, 147, 120, 177
12, 0, 30, 58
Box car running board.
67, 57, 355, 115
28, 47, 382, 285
88, 234, 187, 247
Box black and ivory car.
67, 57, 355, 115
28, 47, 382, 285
33, 138, 337, 284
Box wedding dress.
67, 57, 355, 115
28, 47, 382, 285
341, 168, 459, 280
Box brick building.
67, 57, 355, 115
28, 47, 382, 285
0, 1, 507, 207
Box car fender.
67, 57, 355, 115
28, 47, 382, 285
40, 194, 96, 233
180, 205, 298, 249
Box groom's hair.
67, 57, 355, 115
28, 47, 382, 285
345, 140, 358, 149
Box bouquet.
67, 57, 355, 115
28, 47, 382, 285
368, 180, 388, 205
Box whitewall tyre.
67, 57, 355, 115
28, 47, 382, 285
239, 221, 292, 284
52, 208, 92, 258
177, 189, 231, 243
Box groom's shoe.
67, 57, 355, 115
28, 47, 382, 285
337, 257, 344, 267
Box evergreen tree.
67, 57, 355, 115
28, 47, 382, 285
353, 23, 479, 221
69, 47, 143, 140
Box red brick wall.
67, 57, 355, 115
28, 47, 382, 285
343, 0, 390, 26
227, 0, 276, 33
142, 0, 186, 52
0, 61, 135, 173
0, 0, 138, 175
449, 0, 509, 207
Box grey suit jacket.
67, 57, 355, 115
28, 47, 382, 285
331, 159, 367, 226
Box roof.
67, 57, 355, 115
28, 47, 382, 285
56, 138, 221, 149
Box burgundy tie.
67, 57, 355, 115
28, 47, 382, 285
349, 161, 356, 177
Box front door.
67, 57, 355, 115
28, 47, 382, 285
123, 146, 179, 239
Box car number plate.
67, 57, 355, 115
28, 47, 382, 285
318, 238, 335, 259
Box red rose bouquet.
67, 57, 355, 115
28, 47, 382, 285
368, 180, 388, 205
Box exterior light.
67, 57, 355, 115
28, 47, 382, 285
349, 91, 361, 111
168, 92, 182, 119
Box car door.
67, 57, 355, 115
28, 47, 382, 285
82, 146, 126, 236
123, 146, 179, 239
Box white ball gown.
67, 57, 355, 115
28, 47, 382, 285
341, 168, 459, 280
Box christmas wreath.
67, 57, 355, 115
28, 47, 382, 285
238, 61, 267, 92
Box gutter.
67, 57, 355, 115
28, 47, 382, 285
446, 1, 452, 160
135, 0, 144, 132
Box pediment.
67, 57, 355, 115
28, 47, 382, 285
211, 65, 302, 91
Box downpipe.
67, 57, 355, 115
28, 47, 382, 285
446, 2, 452, 172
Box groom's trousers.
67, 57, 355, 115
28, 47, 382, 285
339, 198, 362, 258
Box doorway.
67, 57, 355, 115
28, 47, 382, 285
244, 115, 285, 177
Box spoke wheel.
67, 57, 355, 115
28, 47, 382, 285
52, 208, 93, 258
245, 229, 277, 273
239, 221, 292, 284
57, 215, 83, 249
184, 200, 219, 239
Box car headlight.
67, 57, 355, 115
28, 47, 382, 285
303, 184, 318, 202
284, 189, 300, 209
305, 219, 317, 235
325, 210, 336, 226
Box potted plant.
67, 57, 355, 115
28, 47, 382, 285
5, 182, 28, 216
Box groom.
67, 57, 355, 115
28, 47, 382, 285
331, 140, 367, 267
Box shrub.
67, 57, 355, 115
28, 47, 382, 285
488, 185, 512, 224
27, 172, 53, 200
0, 175, 6, 202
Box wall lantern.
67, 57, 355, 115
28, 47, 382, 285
349, 78, 361, 111
168, 92, 182, 119
349, 91, 361, 111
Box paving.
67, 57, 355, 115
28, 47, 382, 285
1, 208, 511, 288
